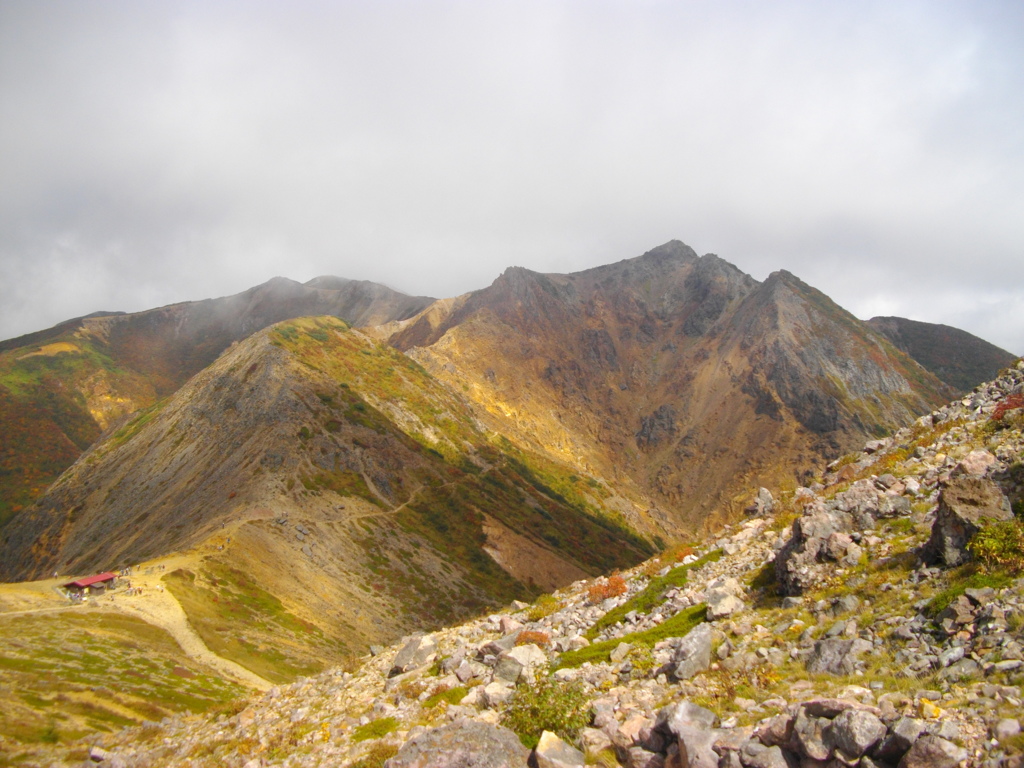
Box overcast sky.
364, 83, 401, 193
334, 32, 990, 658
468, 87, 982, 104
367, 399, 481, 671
1, 1, 1022, 354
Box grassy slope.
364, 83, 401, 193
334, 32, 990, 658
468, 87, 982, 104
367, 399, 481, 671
273, 317, 654, 601
0, 337, 154, 527
0, 610, 244, 757
163, 562, 346, 684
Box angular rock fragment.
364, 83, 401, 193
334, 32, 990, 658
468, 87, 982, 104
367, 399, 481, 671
384, 720, 529, 768
534, 730, 585, 768
806, 638, 872, 675
390, 634, 438, 677
922, 476, 1012, 567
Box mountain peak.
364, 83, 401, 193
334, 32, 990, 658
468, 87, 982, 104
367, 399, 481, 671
639, 239, 699, 263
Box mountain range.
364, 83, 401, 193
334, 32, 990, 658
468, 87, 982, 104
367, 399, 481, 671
0, 241, 1016, 667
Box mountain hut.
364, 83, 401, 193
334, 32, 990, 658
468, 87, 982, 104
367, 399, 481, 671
62, 572, 117, 596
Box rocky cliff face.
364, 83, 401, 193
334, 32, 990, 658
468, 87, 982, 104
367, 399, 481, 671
390, 243, 951, 536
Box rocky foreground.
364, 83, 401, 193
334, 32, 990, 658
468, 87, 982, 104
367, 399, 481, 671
20, 362, 1024, 768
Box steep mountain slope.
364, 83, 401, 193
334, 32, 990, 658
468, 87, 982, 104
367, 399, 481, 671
0, 278, 434, 529
0, 317, 651, 663
867, 315, 1018, 395
20, 358, 1023, 768
390, 242, 952, 534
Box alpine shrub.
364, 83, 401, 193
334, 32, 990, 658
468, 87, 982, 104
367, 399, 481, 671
500, 676, 590, 749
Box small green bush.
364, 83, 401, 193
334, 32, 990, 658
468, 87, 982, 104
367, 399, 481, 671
970, 520, 1024, 570
423, 686, 467, 708
500, 676, 590, 749
353, 716, 400, 743
527, 594, 562, 621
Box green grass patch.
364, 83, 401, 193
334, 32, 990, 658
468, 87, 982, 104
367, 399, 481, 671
558, 604, 706, 669
0, 610, 245, 747
423, 686, 468, 708
353, 716, 400, 742
925, 565, 1015, 618
587, 550, 722, 639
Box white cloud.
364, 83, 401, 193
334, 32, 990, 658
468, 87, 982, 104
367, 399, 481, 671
0, 0, 1021, 353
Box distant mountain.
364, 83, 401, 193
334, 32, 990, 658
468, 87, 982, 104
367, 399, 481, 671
866, 315, 1018, 395
0, 278, 434, 527
0, 318, 651, 661
390, 241, 953, 534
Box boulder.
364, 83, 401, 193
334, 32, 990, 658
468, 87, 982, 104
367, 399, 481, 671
896, 734, 967, 768
746, 488, 775, 516
669, 624, 713, 680
482, 682, 515, 708
384, 720, 529, 768
738, 742, 788, 768
656, 700, 719, 734
754, 714, 794, 748
534, 730, 585, 768
500, 616, 524, 635
833, 479, 882, 528
624, 747, 665, 768
806, 638, 872, 676
390, 634, 438, 677
774, 510, 853, 595
826, 709, 887, 760
706, 593, 744, 621
674, 722, 719, 768
922, 476, 1012, 567
505, 644, 548, 671
953, 449, 997, 477
789, 708, 831, 761
877, 495, 912, 518
874, 717, 925, 762
995, 719, 1022, 741
493, 656, 524, 684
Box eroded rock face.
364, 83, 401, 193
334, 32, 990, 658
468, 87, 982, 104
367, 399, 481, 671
922, 475, 1012, 567
384, 720, 529, 768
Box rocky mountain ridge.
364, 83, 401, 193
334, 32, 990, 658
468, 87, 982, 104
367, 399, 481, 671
866, 318, 1017, 397
24, 358, 1022, 768
0, 277, 434, 529
389, 242, 953, 534
0, 316, 651, 672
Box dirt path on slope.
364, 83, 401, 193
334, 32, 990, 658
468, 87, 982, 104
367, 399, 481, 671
112, 553, 273, 691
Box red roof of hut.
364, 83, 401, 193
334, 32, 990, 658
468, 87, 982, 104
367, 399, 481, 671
63, 572, 117, 590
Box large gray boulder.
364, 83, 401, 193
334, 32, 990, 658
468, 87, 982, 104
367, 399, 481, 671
874, 717, 926, 762
826, 708, 887, 761
655, 700, 719, 735
669, 623, 713, 680
389, 634, 438, 677
384, 720, 529, 768
896, 734, 967, 768
774, 510, 851, 595
739, 742, 788, 768
922, 476, 1012, 567
806, 638, 872, 676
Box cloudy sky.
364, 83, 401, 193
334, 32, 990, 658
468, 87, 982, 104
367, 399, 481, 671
1, 1, 1022, 353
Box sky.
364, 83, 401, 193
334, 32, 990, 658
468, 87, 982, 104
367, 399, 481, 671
1, 1, 1022, 354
